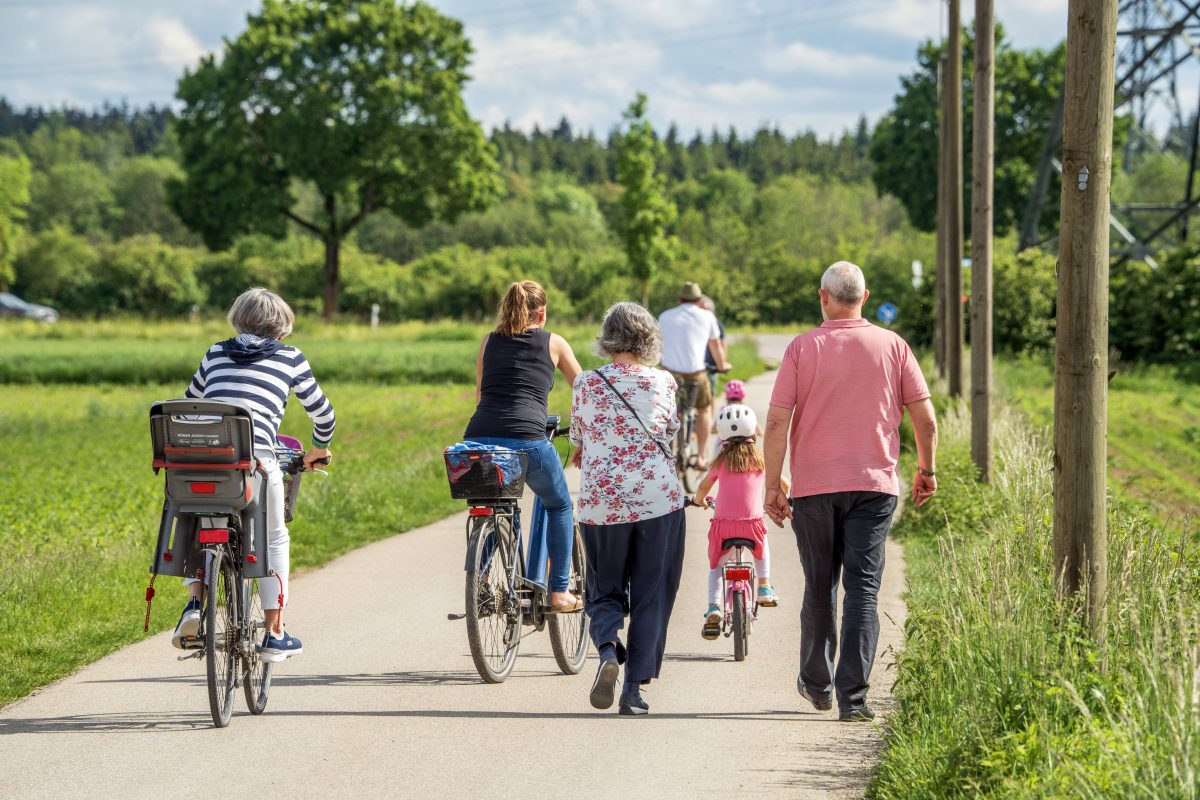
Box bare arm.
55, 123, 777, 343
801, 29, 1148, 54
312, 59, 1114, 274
707, 338, 730, 371
906, 397, 938, 508
550, 333, 583, 388
693, 469, 718, 508
474, 334, 489, 404
764, 404, 793, 525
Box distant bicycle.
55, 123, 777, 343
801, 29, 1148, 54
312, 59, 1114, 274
148, 400, 326, 727
672, 366, 729, 493
444, 415, 588, 683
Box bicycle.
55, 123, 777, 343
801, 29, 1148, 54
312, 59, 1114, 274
690, 495, 757, 662
148, 400, 327, 727
672, 365, 729, 493
444, 415, 589, 683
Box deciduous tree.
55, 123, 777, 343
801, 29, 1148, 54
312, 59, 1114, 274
616, 93, 677, 307
0, 150, 31, 291
170, 0, 502, 319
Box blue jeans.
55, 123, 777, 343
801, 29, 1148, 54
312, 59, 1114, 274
470, 437, 574, 592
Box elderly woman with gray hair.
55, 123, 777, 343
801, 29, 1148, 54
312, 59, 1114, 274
570, 301, 686, 716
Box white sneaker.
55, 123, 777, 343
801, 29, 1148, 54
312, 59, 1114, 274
171, 599, 202, 649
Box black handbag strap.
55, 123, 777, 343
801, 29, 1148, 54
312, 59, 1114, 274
592, 369, 675, 463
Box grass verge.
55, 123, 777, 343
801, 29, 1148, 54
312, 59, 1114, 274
869, 399, 1200, 799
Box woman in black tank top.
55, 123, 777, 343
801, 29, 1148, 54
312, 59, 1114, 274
463, 280, 583, 612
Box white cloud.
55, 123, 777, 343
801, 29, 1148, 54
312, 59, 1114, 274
767, 40, 911, 78
849, 0, 940, 41
144, 18, 210, 72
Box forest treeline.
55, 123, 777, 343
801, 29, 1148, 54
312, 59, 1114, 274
0, 81, 1195, 366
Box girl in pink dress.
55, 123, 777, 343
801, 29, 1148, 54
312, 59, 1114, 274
692, 405, 785, 639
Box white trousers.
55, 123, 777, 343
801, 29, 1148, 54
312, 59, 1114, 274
707, 537, 770, 605
184, 452, 290, 610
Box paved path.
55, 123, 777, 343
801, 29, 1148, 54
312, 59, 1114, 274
0, 334, 906, 799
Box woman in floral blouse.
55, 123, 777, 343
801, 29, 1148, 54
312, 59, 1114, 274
570, 301, 686, 716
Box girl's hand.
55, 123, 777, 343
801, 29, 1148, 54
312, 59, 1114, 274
304, 447, 332, 471
570, 447, 582, 468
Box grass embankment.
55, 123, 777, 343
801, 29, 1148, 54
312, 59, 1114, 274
998, 357, 1200, 531
870, 397, 1200, 798
0, 322, 764, 706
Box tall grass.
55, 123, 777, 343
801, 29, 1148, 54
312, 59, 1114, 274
870, 401, 1200, 799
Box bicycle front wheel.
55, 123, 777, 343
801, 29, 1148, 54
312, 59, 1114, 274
241, 579, 273, 715
205, 548, 238, 727
465, 516, 522, 683
549, 524, 590, 675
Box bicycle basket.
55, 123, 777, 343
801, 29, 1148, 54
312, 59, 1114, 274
444, 449, 528, 500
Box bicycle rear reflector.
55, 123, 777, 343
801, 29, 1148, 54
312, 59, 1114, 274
190, 482, 217, 494
198, 529, 230, 544
469, 507, 494, 516
724, 567, 752, 581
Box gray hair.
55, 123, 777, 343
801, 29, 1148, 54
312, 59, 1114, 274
596, 301, 662, 365
821, 261, 866, 305
700, 295, 715, 312
228, 287, 295, 339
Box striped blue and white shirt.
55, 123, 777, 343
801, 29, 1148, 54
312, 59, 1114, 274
185, 335, 336, 449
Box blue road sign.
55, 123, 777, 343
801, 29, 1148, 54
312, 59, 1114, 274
877, 302, 898, 324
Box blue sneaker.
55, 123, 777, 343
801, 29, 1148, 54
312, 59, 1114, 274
171, 598, 202, 649
757, 585, 779, 607
259, 630, 303, 663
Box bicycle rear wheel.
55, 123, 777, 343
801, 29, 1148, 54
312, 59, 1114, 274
465, 515, 522, 683
205, 549, 238, 727
732, 589, 748, 662
241, 579, 273, 715
548, 524, 590, 675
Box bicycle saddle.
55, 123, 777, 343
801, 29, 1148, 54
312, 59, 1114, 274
722, 538, 757, 551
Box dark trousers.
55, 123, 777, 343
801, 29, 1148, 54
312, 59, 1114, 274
791, 491, 897, 711
581, 508, 686, 685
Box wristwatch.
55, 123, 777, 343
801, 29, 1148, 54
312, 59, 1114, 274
918, 467, 936, 478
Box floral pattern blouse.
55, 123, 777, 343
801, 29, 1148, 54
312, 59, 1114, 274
570, 362, 684, 525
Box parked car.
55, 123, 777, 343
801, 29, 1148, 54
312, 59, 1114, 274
0, 292, 59, 323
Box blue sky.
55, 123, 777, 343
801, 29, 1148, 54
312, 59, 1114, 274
0, 0, 1072, 138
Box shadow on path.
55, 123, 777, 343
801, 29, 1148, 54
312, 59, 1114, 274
0, 707, 826, 735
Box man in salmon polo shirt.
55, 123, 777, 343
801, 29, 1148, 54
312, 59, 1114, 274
764, 260, 938, 723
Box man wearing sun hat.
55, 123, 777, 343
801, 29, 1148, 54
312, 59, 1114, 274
659, 281, 729, 463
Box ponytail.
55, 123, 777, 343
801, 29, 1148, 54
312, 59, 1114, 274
496, 280, 547, 337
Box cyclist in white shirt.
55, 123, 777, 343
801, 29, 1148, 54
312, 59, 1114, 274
659, 281, 730, 465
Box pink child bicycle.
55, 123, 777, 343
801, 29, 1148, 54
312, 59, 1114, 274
690, 496, 757, 661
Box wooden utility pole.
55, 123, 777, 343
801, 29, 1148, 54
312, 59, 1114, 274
935, 55, 948, 377
971, 0, 994, 481
946, 0, 964, 397
1054, 0, 1116, 643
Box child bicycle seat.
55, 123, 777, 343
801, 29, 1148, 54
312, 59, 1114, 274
149, 399, 272, 580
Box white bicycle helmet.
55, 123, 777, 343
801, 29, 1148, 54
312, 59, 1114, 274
716, 404, 758, 441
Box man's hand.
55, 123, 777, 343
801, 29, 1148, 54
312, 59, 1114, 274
911, 470, 937, 508
765, 487, 792, 527
304, 447, 332, 471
